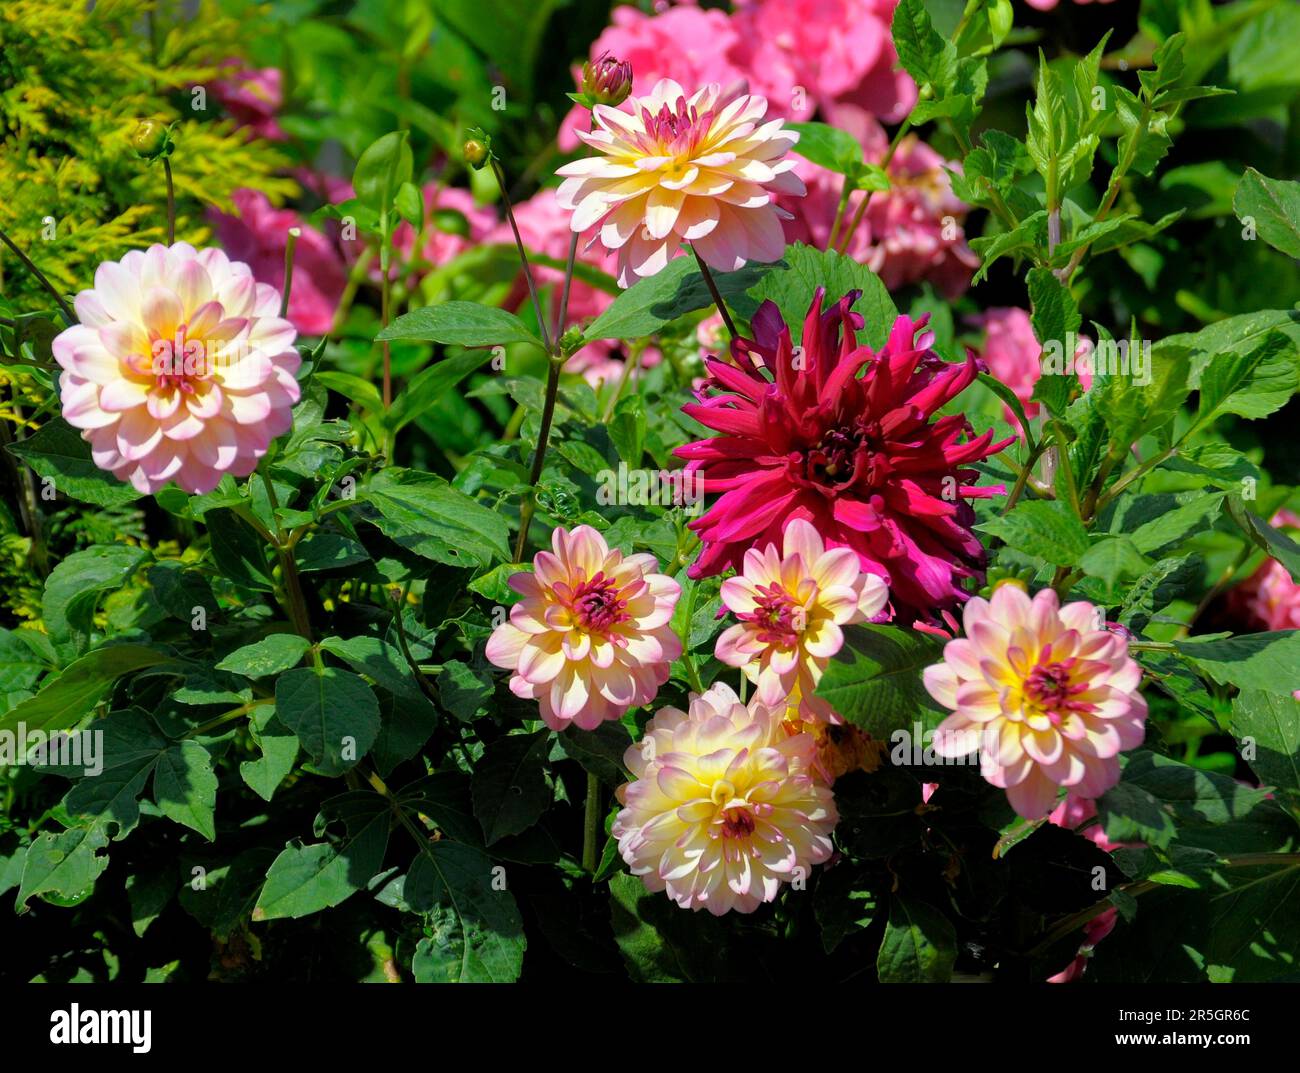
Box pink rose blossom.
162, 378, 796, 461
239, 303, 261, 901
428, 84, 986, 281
53, 243, 301, 494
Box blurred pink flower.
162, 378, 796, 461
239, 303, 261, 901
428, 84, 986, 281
971, 307, 1094, 430
212, 189, 347, 336
1225, 510, 1300, 633
394, 185, 497, 270
210, 61, 285, 141
782, 135, 978, 298
558, 2, 914, 150
1027, 0, 1117, 10
490, 188, 659, 384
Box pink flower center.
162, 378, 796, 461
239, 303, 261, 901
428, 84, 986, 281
151, 323, 209, 394
744, 582, 805, 646
720, 806, 756, 840
559, 571, 629, 635
639, 98, 716, 157
1024, 659, 1089, 723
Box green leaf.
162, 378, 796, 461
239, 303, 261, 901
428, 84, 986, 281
385, 348, 501, 433
1227, 500, 1300, 584
205, 508, 275, 591
6, 419, 142, 508
216, 634, 311, 678
814, 864, 878, 953
406, 841, 526, 983
1127, 491, 1225, 557
153, 740, 218, 840
1026, 268, 1083, 417
377, 302, 541, 347
43, 544, 149, 647
969, 211, 1048, 284
362, 468, 510, 568
977, 500, 1089, 567
394, 180, 424, 231
1079, 536, 1150, 593
434, 660, 493, 722
584, 255, 767, 341
815, 625, 945, 738
63, 709, 168, 840
1098, 751, 1274, 850
0, 644, 169, 737
744, 243, 899, 349
1231, 690, 1300, 794
1194, 332, 1299, 428
787, 121, 863, 175
877, 896, 957, 983
553, 721, 631, 786
892, 0, 957, 96
1175, 631, 1300, 693
607, 871, 729, 982
470, 730, 551, 845
353, 131, 413, 213
1234, 168, 1300, 259
274, 667, 380, 777
254, 792, 391, 920
239, 705, 299, 802
15, 825, 110, 913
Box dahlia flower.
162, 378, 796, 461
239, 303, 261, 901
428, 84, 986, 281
53, 242, 302, 495
922, 584, 1148, 820
715, 518, 888, 722
484, 525, 681, 730
555, 78, 804, 287
613, 682, 837, 914
212, 189, 347, 335
676, 290, 1012, 619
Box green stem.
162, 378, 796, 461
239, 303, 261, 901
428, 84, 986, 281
837, 119, 910, 253
163, 157, 175, 245
0, 225, 74, 325
826, 179, 853, 253
280, 227, 300, 319
513, 354, 565, 561
491, 158, 553, 354
582, 770, 601, 873
691, 247, 737, 341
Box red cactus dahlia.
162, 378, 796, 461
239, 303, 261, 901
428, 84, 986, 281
675, 290, 1013, 620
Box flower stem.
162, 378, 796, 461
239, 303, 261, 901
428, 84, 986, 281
0, 225, 74, 325
836, 118, 910, 254
555, 231, 579, 344
691, 247, 737, 341
280, 227, 300, 319
491, 158, 553, 354
582, 770, 601, 873
163, 157, 175, 245
513, 353, 565, 561
259, 461, 314, 640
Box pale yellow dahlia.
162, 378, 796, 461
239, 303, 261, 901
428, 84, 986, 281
485, 525, 681, 730
555, 78, 805, 286
613, 683, 837, 915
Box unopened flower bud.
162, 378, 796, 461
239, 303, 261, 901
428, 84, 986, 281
130, 119, 172, 160
462, 137, 489, 169
582, 52, 633, 107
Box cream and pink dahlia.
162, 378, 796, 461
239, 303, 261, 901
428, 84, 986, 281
715, 518, 888, 722
613, 682, 837, 914
53, 242, 302, 495
677, 290, 1012, 620
922, 584, 1148, 820
485, 525, 681, 731
555, 78, 804, 287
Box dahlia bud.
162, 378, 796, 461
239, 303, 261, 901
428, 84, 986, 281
462, 135, 490, 169
581, 52, 632, 107
130, 119, 173, 160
